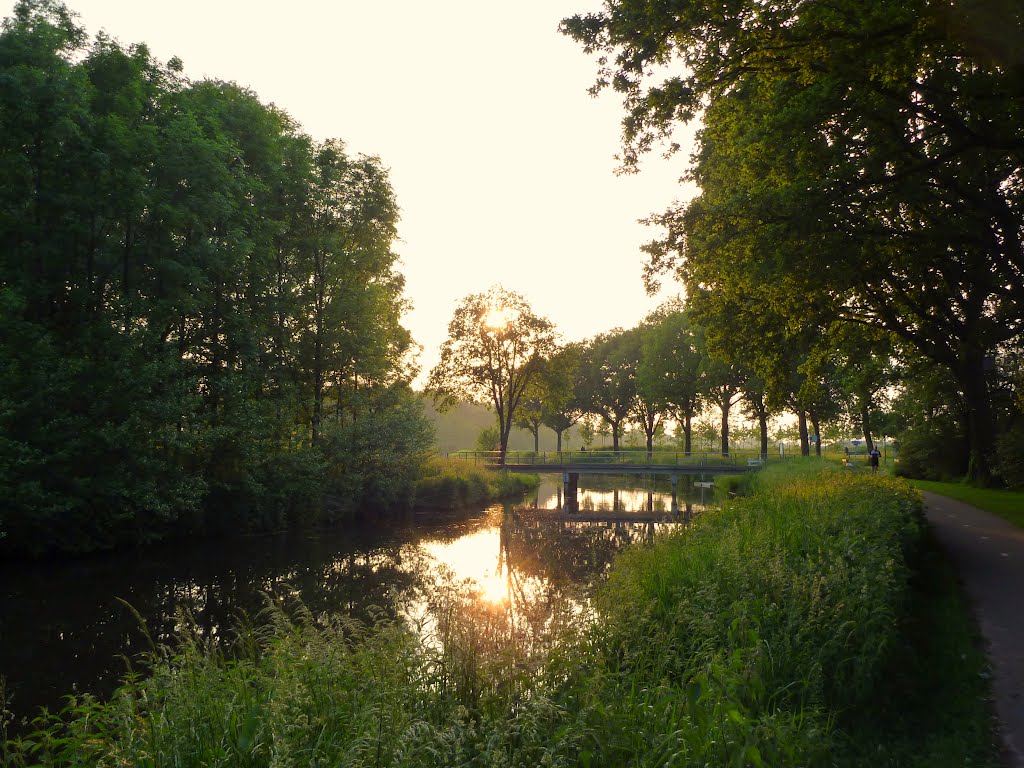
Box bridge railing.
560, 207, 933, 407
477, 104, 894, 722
446, 449, 778, 468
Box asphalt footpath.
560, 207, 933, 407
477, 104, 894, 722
921, 491, 1024, 768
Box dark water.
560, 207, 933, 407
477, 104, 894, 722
0, 475, 712, 727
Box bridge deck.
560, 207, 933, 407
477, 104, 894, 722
502, 462, 750, 475
450, 450, 766, 476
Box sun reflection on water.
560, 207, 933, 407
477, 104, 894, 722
421, 527, 511, 606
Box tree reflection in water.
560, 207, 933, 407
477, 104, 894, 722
0, 479, 711, 726
402, 490, 707, 702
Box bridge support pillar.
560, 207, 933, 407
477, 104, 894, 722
563, 471, 579, 513
670, 474, 679, 516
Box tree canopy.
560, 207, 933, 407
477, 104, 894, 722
563, 0, 1024, 483
0, 1, 429, 554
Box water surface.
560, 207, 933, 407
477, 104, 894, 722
0, 475, 712, 726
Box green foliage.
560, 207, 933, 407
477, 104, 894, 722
562, 0, 1023, 484
319, 388, 434, 521
894, 420, 968, 482
538, 343, 584, 450
994, 425, 1024, 489
474, 425, 500, 453
637, 304, 705, 453
0, 2, 429, 554
576, 330, 640, 451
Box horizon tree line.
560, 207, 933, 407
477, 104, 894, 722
428, 287, 902, 464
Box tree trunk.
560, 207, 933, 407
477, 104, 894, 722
499, 429, 510, 466
498, 412, 510, 466
555, 429, 563, 452
720, 402, 730, 457
683, 411, 693, 456
759, 411, 769, 459
862, 403, 875, 452
810, 411, 821, 457
956, 352, 996, 486
798, 410, 810, 456
612, 422, 620, 451
533, 427, 539, 453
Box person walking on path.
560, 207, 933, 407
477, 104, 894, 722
869, 446, 881, 473
922, 491, 1024, 767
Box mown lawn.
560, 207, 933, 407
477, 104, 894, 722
910, 479, 1024, 528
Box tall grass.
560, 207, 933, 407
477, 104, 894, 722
2, 460, 999, 766
414, 457, 539, 510
3, 595, 582, 767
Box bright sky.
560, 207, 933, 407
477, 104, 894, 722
2, 0, 699, 383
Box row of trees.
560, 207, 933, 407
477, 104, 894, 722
429, 287, 893, 464
0, 1, 431, 554
561, 0, 1024, 485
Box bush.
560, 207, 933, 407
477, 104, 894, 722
994, 424, 1024, 489
893, 419, 967, 480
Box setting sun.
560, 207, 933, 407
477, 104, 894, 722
482, 305, 515, 330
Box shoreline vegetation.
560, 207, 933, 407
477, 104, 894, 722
1, 461, 1000, 767
412, 458, 540, 512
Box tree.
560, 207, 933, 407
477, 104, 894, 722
577, 330, 637, 451
831, 324, 897, 452
297, 140, 406, 447
636, 304, 705, 455
620, 326, 667, 457
427, 286, 557, 465
563, 0, 1024, 484
703, 355, 743, 458
0, 1, 427, 553
513, 372, 545, 453
539, 343, 585, 452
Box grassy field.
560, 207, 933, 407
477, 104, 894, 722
910, 479, 1024, 528
2, 461, 1000, 767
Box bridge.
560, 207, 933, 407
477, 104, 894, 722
448, 450, 768, 513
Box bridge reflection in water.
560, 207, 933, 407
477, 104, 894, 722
411, 485, 711, 672
450, 450, 756, 514
0, 476, 713, 726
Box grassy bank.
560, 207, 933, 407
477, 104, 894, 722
910, 479, 1024, 528
413, 457, 539, 510
2, 462, 999, 766
562, 460, 997, 767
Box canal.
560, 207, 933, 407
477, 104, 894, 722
0, 475, 714, 727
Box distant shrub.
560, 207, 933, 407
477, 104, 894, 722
475, 426, 500, 452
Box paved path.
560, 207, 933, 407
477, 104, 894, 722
922, 491, 1024, 767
